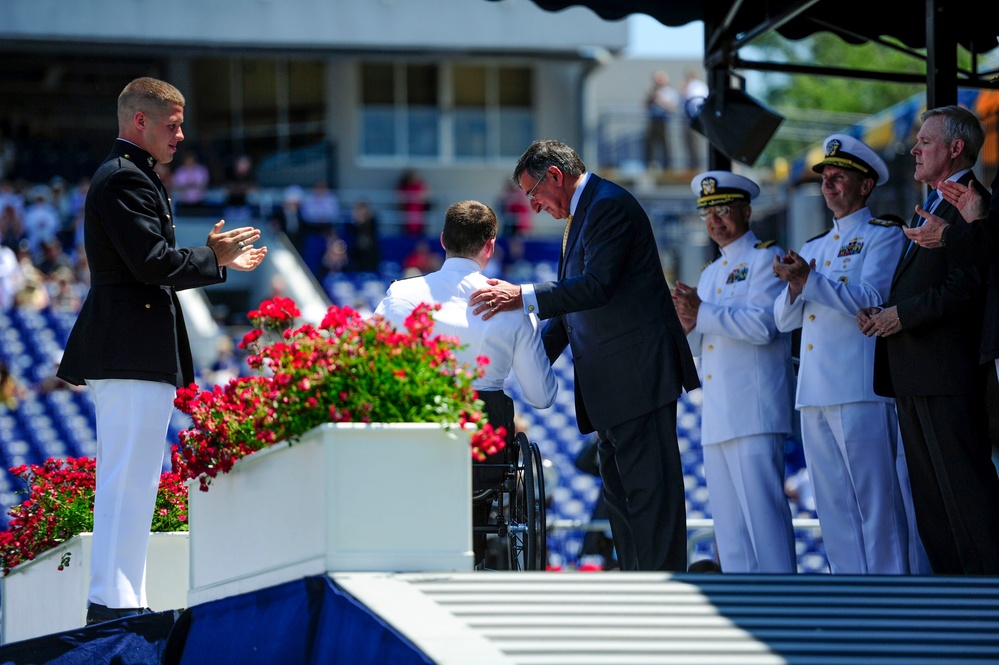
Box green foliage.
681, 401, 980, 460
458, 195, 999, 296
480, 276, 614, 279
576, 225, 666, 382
748, 33, 930, 166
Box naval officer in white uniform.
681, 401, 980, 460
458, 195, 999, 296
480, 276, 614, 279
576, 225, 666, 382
374, 200, 557, 567
772, 134, 916, 574
673, 171, 797, 573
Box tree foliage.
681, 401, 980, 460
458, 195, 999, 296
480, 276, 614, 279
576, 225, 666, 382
748, 32, 928, 168
755, 33, 925, 115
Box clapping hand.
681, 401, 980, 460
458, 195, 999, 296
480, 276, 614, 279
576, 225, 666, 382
937, 180, 987, 223
207, 220, 267, 270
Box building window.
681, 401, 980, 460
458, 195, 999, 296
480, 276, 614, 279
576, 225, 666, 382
360, 62, 532, 161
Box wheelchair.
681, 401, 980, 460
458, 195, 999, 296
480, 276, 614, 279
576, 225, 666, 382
472, 431, 547, 570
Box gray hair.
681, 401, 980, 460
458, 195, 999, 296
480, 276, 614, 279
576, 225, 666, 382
512, 139, 587, 184
921, 105, 985, 165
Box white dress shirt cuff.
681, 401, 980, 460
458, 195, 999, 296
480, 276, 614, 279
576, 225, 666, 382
522, 283, 539, 315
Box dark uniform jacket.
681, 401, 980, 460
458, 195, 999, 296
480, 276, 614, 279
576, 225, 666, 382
58, 140, 225, 388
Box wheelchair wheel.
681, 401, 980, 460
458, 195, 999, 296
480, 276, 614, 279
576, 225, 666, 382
507, 432, 547, 570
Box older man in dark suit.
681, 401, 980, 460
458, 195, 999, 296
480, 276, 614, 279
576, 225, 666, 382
469, 139, 699, 572
858, 105, 999, 574
57, 77, 267, 624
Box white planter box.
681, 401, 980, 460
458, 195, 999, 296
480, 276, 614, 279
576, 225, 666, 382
0, 532, 189, 644
187, 422, 473, 606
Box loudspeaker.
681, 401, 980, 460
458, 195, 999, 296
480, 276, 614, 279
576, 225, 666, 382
690, 88, 784, 166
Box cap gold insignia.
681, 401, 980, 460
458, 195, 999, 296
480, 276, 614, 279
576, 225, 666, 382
825, 139, 842, 157
700, 177, 718, 197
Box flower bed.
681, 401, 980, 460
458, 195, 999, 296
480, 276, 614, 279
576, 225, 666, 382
0, 457, 187, 575
172, 297, 506, 491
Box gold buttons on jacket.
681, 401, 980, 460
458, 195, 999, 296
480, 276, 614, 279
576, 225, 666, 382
806, 344, 813, 350
527, 305, 535, 313
833, 235, 840, 240
808, 314, 815, 321
825, 261, 831, 267
707, 345, 713, 351
706, 375, 712, 380
145, 304, 151, 309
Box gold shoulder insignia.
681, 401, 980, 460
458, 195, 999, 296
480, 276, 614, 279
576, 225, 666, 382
700, 259, 716, 272
869, 217, 902, 228
754, 240, 777, 249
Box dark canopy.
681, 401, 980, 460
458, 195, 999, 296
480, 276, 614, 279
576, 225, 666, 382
497, 0, 999, 166
517, 0, 996, 53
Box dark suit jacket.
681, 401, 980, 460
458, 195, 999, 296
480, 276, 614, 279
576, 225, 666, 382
873, 171, 988, 397
58, 140, 225, 388
941, 169, 999, 363
534, 174, 699, 433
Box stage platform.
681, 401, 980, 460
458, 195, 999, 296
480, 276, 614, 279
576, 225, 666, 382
2, 572, 998, 664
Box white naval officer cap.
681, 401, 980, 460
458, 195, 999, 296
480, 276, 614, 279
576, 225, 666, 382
690, 170, 761, 208
811, 133, 889, 185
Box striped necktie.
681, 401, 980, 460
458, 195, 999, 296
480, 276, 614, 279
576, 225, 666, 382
561, 214, 573, 257
903, 190, 939, 258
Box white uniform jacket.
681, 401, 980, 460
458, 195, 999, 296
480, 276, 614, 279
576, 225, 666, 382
374, 257, 557, 409
687, 231, 794, 445
774, 207, 905, 407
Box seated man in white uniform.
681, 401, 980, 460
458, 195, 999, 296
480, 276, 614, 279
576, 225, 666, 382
374, 199, 557, 567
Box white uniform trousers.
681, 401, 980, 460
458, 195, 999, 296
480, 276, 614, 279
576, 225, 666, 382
87, 379, 175, 608
702, 434, 796, 573
799, 402, 909, 574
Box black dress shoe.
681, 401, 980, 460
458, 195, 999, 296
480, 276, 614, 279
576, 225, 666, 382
86, 603, 152, 626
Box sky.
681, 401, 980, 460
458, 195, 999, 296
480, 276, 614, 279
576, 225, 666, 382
625, 14, 704, 59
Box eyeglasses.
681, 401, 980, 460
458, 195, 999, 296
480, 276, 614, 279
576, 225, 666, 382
525, 173, 547, 202
697, 205, 738, 220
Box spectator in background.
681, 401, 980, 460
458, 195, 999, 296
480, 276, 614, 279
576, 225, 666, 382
300, 180, 340, 277
0, 179, 25, 226
497, 179, 532, 238
0, 200, 23, 251
322, 234, 349, 279
224, 154, 256, 220
681, 69, 709, 171
48, 265, 82, 313
269, 184, 304, 250
36, 238, 72, 278
22, 185, 60, 259
397, 168, 430, 236
344, 200, 381, 273
0, 131, 15, 181
48, 176, 72, 239
0, 361, 29, 410
14, 262, 50, 311
402, 238, 442, 276
644, 71, 679, 172
0, 243, 23, 310
171, 150, 211, 212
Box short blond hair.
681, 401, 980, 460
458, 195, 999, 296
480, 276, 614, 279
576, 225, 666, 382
117, 77, 185, 129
